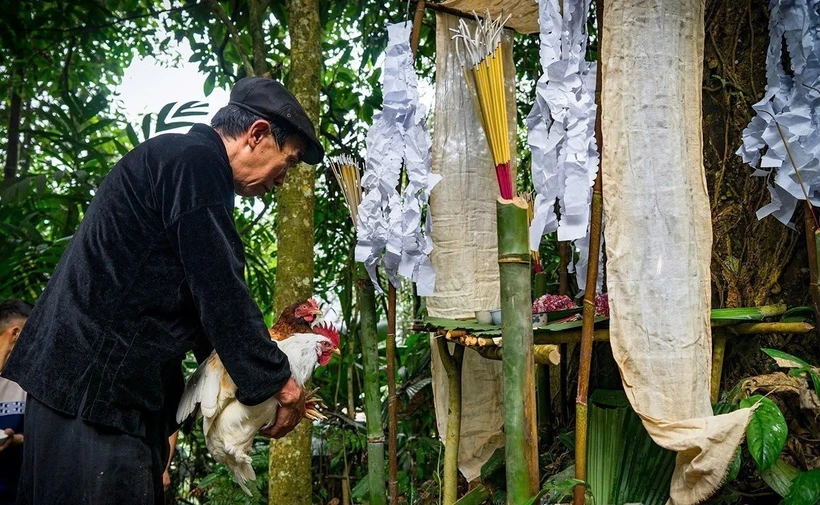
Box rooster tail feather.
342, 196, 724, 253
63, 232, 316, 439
226, 449, 256, 496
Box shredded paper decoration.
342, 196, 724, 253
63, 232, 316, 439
527, 0, 600, 292
737, 0, 820, 227
356, 22, 441, 296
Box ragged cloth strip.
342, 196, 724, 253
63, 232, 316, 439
602, 1, 753, 504
527, 0, 601, 293
427, 12, 517, 482
356, 21, 441, 296
737, 0, 820, 227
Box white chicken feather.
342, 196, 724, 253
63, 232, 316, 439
176, 329, 338, 495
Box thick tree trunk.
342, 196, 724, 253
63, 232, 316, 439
703, 0, 812, 395
268, 0, 321, 503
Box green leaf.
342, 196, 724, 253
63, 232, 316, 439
526, 478, 588, 505
203, 73, 216, 96
784, 469, 820, 505
125, 124, 140, 147
761, 458, 801, 497
740, 395, 788, 471
726, 445, 741, 483
762, 348, 811, 369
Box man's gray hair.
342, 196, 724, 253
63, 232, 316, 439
211, 104, 297, 148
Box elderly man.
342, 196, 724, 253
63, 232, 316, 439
2, 77, 323, 504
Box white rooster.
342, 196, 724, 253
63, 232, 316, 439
176, 322, 340, 494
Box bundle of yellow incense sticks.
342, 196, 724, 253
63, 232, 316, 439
328, 155, 363, 229
451, 10, 514, 199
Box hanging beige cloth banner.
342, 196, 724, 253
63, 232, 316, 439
427, 12, 517, 482
601, 1, 753, 504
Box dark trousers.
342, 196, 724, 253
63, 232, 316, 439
17, 395, 166, 505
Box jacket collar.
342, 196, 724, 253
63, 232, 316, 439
189, 124, 230, 168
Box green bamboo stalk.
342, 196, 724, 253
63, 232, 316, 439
498, 196, 539, 504
575, 3, 604, 503
436, 337, 464, 505
357, 264, 387, 505
710, 328, 728, 404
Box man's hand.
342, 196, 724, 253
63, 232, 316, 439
0, 429, 14, 453
260, 377, 305, 439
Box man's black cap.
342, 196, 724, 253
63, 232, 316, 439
229, 77, 324, 165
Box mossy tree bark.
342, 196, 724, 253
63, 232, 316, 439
268, 0, 321, 503
703, 0, 815, 393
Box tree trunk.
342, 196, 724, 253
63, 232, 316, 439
703, 0, 812, 393
268, 0, 321, 502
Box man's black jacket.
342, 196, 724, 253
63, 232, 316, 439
3, 124, 291, 435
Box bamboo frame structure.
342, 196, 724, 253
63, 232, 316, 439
574, 3, 604, 503
497, 197, 539, 504
357, 264, 387, 505
436, 337, 465, 505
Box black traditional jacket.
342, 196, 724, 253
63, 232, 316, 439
3, 124, 291, 435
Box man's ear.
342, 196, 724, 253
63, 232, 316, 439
247, 120, 271, 148
10, 325, 22, 344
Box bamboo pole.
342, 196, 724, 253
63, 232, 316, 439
498, 196, 539, 504
558, 241, 569, 424
436, 337, 464, 505
386, 283, 398, 504
574, 3, 604, 504
357, 264, 387, 505
476, 344, 560, 365
710, 328, 728, 404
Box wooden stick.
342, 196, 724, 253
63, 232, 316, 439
411, 1, 425, 58
574, 2, 604, 503
387, 283, 398, 504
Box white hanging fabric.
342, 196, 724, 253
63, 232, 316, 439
356, 22, 441, 295
737, 0, 820, 227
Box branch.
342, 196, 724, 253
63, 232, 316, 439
206, 0, 255, 76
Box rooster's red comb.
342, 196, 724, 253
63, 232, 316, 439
312, 322, 340, 348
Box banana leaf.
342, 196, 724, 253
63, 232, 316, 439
709, 305, 787, 326
587, 390, 676, 505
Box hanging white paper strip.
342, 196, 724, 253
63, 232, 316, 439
737, 0, 820, 227
356, 22, 442, 296
528, 0, 600, 291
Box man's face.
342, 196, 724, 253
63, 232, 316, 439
232, 120, 305, 197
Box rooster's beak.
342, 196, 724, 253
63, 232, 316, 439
313, 309, 323, 316
332, 347, 341, 355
